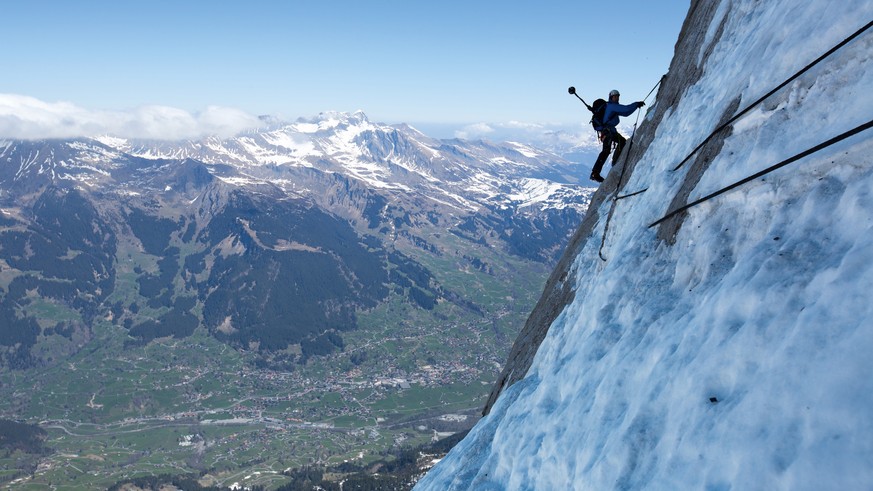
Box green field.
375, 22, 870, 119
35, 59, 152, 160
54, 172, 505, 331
0, 221, 552, 489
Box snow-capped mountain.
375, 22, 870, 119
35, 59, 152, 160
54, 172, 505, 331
0, 111, 598, 370
0, 138, 123, 191
417, 0, 873, 489
1, 111, 598, 264
93, 110, 593, 216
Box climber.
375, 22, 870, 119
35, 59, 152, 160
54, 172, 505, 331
590, 89, 645, 183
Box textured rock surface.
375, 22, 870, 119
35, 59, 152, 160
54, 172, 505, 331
482, 0, 727, 416
418, 0, 873, 487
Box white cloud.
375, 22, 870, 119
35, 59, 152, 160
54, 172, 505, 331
0, 94, 264, 140
503, 120, 544, 130
454, 122, 495, 140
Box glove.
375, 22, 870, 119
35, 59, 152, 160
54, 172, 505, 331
637, 101, 646, 108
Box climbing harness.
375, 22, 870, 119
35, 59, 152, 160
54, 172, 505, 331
672, 19, 873, 172
649, 118, 873, 228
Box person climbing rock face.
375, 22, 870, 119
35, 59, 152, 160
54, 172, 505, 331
590, 89, 645, 183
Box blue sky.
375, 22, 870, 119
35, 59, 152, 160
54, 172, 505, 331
2, 0, 688, 138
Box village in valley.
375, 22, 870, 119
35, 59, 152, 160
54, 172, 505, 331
2, 313, 501, 489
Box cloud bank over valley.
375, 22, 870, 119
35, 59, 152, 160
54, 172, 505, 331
0, 94, 264, 140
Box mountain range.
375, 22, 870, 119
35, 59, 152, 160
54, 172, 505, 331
0, 112, 594, 368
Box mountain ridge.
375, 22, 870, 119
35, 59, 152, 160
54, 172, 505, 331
0, 112, 597, 368
0, 110, 602, 486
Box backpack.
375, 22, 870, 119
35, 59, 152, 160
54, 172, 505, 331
590, 99, 607, 132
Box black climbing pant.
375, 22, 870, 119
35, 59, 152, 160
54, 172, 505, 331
592, 129, 627, 178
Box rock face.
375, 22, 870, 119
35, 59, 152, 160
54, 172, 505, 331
417, 0, 873, 489
482, 0, 731, 417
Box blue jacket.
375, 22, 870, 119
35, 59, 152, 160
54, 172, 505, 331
603, 101, 641, 129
